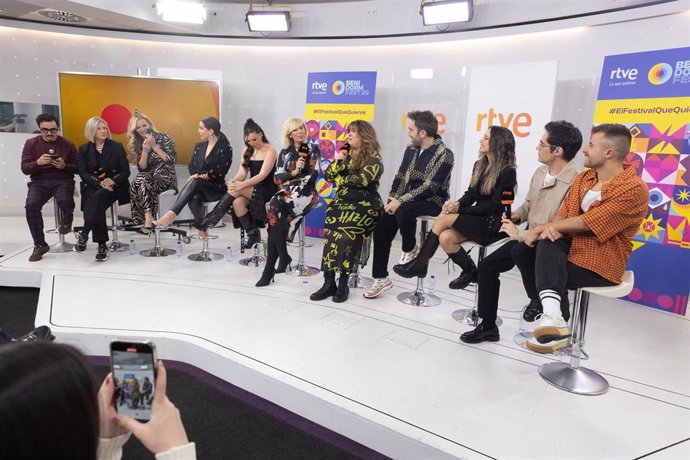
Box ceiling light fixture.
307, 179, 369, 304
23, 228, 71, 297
420, 0, 473, 26
156, 0, 207, 24
246, 4, 293, 32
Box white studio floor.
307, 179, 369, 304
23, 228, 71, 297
0, 215, 689, 460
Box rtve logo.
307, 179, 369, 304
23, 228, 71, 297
609, 67, 638, 81
311, 81, 328, 91
475, 108, 532, 138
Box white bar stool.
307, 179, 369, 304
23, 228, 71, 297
451, 237, 510, 326
141, 190, 177, 257
538, 271, 635, 396
291, 217, 319, 277
49, 199, 74, 253
397, 215, 441, 307
108, 202, 128, 252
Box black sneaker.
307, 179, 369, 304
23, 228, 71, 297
522, 299, 543, 322
95, 244, 109, 262
74, 235, 87, 252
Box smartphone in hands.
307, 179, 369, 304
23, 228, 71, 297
110, 340, 157, 422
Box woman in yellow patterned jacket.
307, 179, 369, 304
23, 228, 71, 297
310, 120, 384, 303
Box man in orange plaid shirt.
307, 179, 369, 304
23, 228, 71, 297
516, 123, 649, 353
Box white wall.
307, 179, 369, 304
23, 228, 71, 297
0, 11, 688, 215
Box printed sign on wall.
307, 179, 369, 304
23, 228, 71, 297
304, 71, 377, 238
458, 61, 559, 206
594, 47, 690, 316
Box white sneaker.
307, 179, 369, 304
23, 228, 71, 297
526, 314, 570, 353
363, 277, 393, 299
398, 245, 419, 265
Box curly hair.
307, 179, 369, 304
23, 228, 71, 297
347, 120, 380, 172
126, 112, 158, 163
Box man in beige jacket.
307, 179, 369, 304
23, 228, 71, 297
460, 120, 582, 344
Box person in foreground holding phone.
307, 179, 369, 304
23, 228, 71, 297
0, 342, 194, 460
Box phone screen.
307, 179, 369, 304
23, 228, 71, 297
110, 341, 156, 422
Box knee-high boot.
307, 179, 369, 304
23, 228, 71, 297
197, 193, 233, 230
393, 232, 439, 279
238, 213, 261, 249
448, 247, 477, 290
273, 220, 292, 273
256, 229, 278, 287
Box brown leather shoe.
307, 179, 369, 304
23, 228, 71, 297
29, 243, 50, 262
58, 222, 72, 235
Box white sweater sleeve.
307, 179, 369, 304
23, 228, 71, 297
155, 442, 197, 460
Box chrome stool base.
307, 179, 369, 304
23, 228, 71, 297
349, 271, 373, 289
108, 240, 129, 252
452, 308, 503, 327
188, 251, 223, 262
140, 247, 176, 257
50, 241, 74, 253
397, 289, 441, 307
539, 362, 609, 396
240, 242, 266, 268
291, 263, 319, 277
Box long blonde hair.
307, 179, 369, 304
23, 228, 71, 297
126, 112, 158, 163
470, 126, 516, 195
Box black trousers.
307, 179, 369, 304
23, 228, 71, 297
477, 240, 518, 324
515, 239, 614, 303
170, 178, 225, 223
82, 188, 118, 243
371, 200, 441, 279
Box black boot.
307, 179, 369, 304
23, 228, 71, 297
256, 230, 278, 287
274, 220, 292, 273
310, 270, 337, 301
460, 321, 500, 344
393, 232, 439, 278
332, 273, 350, 303
197, 193, 233, 230
238, 213, 261, 249
448, 247, 477, 290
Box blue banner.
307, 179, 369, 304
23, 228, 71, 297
597, 47, 690, 100
306, 71, 377, 104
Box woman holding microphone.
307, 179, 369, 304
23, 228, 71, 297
255, 118, 320, 287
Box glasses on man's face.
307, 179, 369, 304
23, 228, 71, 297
40, 128, 58, 134
538, 140, 556, 149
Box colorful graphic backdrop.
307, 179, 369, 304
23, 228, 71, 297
303, 72, 377, 237
594, 47, 690, 316
59, 73, 220, 164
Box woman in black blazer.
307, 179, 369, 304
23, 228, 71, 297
74, 117, 130, 262
156, 117, 232, 228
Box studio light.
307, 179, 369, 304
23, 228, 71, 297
156, 0, 207, 24
421, 0, 473, 26
246, 9, 292, 32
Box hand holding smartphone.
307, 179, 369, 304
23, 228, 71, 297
110, 340, 157, 422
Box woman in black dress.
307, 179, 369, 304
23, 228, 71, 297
156, 117, 232, 228
310, 120, 384, 303
256, 117, 320, 287
394, 125, 517, 289
126, 112, 177, 232
74, 117, 130, 262
196, 118, 277, 247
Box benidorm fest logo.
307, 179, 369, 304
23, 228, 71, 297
648, 63, 673, 85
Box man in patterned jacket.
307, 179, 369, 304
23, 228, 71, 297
364, 110, 454, 299
517, 123, 648, 353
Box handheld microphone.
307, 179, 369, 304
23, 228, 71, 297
501, 187, 515, 218
93, 167, 107, 180
337, 143, 350, 165
297, 143, 310, 171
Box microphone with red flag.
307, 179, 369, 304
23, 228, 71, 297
501, 186, 514, 218
297, 143, 310, 171
337, 142, 350, 165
